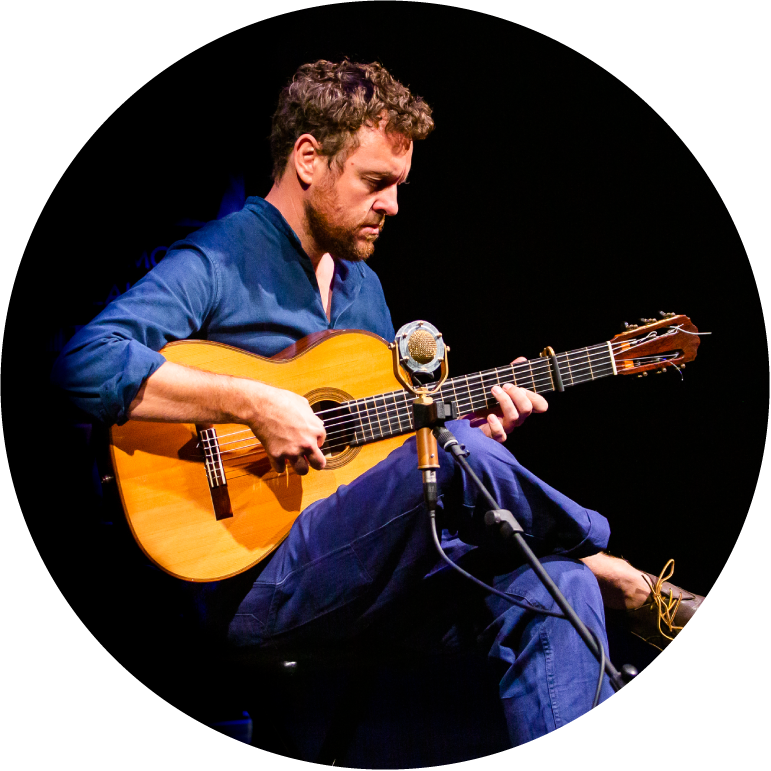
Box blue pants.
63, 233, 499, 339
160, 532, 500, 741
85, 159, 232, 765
215, 421, 613, 746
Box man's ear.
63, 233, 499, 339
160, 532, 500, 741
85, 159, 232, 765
293, 134, 321, 186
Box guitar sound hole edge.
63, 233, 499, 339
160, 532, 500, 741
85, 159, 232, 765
307, 389, 361, 470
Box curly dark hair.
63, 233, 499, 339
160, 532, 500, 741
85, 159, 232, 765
270, 60, 434, 181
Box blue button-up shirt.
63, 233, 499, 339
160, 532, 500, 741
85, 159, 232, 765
52, 197, 395, 425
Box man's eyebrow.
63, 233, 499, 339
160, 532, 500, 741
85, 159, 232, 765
363, 169, 410, 184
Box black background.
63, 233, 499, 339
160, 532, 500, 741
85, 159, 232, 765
2, 1, 767, 758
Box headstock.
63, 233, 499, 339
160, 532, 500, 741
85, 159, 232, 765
611, 313, 700, 376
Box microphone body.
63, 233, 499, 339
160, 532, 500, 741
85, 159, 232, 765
415, 396, 440, 511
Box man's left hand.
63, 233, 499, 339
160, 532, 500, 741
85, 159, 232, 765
476, 357, 549, 443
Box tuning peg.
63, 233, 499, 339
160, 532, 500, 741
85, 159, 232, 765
656, 368, 666, 374
639, 317, 657, 325
637, 371, 648, 378
623, 322, 639, 331
658, 311, 677, 319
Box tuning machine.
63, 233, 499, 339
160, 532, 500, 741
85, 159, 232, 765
622, 321, 639, 331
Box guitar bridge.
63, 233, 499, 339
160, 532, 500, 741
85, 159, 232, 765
198, 426, 233, 520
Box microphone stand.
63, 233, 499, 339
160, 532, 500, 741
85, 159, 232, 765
389, 320, 634, 696
431, 422, 634, 694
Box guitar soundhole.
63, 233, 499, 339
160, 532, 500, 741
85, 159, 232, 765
307, 388, 360, 470
313, 400, 354, 456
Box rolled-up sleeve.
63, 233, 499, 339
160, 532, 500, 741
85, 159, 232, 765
52, 247, 219, 425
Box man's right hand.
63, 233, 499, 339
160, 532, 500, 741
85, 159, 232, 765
128, 361, 327, 476
248, 382, 327, 475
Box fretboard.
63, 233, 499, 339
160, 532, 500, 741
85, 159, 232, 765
323, 341, 615, 448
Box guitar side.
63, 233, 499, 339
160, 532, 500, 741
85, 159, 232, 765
110, 332, 413, 582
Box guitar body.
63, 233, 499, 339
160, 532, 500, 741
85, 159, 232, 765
110, 331, 412, 582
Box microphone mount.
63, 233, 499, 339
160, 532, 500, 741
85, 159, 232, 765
389, 321, 457, 511
389, 319, 450, 397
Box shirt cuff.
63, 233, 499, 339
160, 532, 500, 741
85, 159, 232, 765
98, 340, 167, 425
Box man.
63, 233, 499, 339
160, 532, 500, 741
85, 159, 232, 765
53, 60, 699, 748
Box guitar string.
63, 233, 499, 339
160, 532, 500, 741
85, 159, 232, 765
201, 329, 691, 474
213, 353, 674, 452
312, 338, 675, 439
208, 354, 671, 459
213, 340, 661, 447
193, 365, 616, 465
210, 333, 670, 444
210, 357, 683, 463
219, 367, 617, 458
216, 366, 617, 477
184, 332, 676, 461
211, 360, 612, 452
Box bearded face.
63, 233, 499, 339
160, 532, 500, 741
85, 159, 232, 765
303, 174, 385, 263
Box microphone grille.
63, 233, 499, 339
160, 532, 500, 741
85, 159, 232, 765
408, 329, 437, 364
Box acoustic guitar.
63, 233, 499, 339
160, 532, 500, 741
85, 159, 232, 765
110, 314, 700, 582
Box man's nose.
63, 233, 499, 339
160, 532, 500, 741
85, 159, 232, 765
374, 185, 399, 217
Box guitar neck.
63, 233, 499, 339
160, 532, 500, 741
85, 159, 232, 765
338, 341, 616, 446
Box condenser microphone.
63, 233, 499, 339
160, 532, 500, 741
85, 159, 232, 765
393, 320, 446, 385
392, 321, 450, 512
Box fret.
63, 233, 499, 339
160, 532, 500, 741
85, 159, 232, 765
568, 348, 591, 385
513, 362, 533, 392
448, 377, 460, 407
445, 375, 469, 414
542, 357, 556, 392
397, 391, 414, 430
463, 374, 473, 410
465, 372, 485, 412
370, 396, 390, 439
374, 393, 391, 437
479, 370, 500, 410
437, 381, 452, 410
527, 361, 543, 394
368, 396, 381, 439
559, 351, 574, 387
383, 392, 404, 434
585, 347, 594, 379
348, 399, 367, 444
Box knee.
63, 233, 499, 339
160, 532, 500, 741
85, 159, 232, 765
442, 419, 511, 463
504, 556, 604, 617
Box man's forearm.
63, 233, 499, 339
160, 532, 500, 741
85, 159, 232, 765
127, 361, 262, 425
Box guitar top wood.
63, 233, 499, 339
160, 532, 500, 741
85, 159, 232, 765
110, 331, 412, 582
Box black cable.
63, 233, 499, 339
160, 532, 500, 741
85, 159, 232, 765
589, 628, 606, 709
430, 511, 609, 710
428, 510, 566, 618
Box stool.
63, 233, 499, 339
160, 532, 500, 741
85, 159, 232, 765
214, 642, 428, 766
